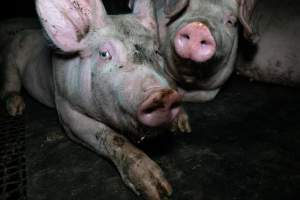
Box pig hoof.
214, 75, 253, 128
120, 154, 172, 200
171, 111, 191, 133
5, 94, 25, 116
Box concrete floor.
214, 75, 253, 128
14, 76, 298, 200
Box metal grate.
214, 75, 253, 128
0, 112, 26, 200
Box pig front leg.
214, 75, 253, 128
56, 99, 172, 200
171, 109, 191, 133
0, 58, 25, 116
3, 92, 26, 116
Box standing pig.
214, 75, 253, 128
236, 0, 300, 86
155, 0, 258, 102
0, 0, 191, 199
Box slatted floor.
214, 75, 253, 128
0, 110, 26, 200
0, 77, 300, 200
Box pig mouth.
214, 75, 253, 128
168, 52, 223, 88
137, 90, 182, 127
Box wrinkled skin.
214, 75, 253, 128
155, 0, 257, 102
236, 0, 300, 86
0, 0, 191, 199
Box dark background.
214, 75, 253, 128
0, 0, 130, 20
0, 0, 36, 19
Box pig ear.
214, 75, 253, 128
36, 0, 108, 53
129, 0, 157, 32
237, 0, 259, 44
164, 0, 189, 19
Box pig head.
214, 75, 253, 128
1, 0, 191, 199
155, 0, 258, 102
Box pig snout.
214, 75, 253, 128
138, 89, 182, 127
174, 22, 216, 63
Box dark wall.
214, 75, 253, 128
0, 0, 37, 20
103, 0, 131, 14
0, 0, 131, 20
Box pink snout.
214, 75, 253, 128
174, 22, 216, 62
138, 89, 182, 127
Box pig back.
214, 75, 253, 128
236, 0, 300, 86
0, 18, 40, 49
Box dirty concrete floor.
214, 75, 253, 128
22, 76, 300, 200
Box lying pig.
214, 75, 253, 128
236, 0, 300, 86
0, 0, 191, 199
155, 0, 258, 102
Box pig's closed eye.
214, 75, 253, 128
99, 50, 112, 60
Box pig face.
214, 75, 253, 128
157, 0, 257, 93
37, 0, 182, 142
88, 20, 182, 141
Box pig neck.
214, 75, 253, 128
51, 55, 95, 118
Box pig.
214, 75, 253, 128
154, 0, 258, 102
235, 0, 300, 86
0, 0, 191, 199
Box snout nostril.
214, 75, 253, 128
144, 107, 156, 114
138, 90, 182, 127
200, 40, 207, 45
143, 101, 165, 114
181, 34, 190, 40
170, 101, 181, 109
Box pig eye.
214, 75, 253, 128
99, 50, 112, 60
155, 49, 163, 57
225, 15, 237, 27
